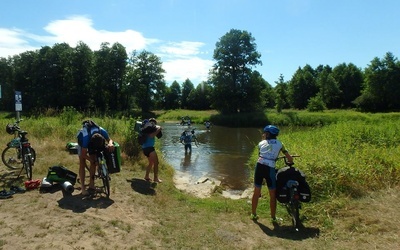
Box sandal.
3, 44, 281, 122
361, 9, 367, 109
144, 178, 152, 182
0, 190, 13, 199
10, 186, 26, 193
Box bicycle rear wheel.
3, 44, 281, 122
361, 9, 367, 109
289, 200, 301, 230
100, 164, 110, 198
24, 152, 33, 180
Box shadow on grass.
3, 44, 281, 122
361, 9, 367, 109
126, 178, 156, 196
253, 220, 320, 240
53, 185, 114, 213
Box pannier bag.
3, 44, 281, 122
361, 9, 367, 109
46, 165, 78, 185
105, 142, 121, 174
276, 166, 311, 203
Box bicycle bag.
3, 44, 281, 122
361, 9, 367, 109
104, 142, 121, 174
46, 165, 77, 185
276, 166, 311, 203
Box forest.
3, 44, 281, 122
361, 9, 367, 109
0, 29, 399, 115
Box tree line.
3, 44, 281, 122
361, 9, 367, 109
0, 29, 399, 115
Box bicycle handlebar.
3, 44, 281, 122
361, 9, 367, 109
277, 155, 300, 166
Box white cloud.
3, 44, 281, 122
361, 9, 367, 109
0, 16, 212, 84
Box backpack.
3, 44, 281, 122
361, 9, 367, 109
77, 120, 100, 146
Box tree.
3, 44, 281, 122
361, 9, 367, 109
315, 65, 341, 109
186, 81, 213, 110
332, 63, 363, 108
355, 52, 400, 111
164, 81, 181, 109
181, 79, 194, 109
127, 50, 166, 113
274, 74, 289, 113
210, 29, 262, 114
288, 65, 319, 109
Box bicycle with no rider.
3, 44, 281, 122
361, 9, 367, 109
1, 119, 36, 180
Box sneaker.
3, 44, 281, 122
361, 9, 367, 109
250, 214, 259, 220
271, 217, 282, 223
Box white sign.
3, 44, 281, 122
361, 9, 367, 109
15, 91, 22, 111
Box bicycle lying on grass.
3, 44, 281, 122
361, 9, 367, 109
276, 155, 311, 231
1, 120, 36, 180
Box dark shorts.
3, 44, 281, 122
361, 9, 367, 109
142, 147, 155, 157
254, 162, 276, 189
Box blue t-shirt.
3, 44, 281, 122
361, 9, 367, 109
77, 126, 110, 148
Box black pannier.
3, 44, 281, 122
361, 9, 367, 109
276, 166, 311, 203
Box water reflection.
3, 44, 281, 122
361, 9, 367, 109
160, 123, 261, 190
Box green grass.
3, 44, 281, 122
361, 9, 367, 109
1, 109, 399, 248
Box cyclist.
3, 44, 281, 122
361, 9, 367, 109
77, 120, 114, 196
180, 130, 196, 154
251, 125, 293, 222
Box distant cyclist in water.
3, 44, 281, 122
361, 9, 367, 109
180, 130, 196, 154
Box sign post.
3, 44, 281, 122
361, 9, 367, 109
15, 91, 22, 121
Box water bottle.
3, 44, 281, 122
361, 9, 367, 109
61, 181, 74, 193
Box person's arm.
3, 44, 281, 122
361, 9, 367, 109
148, 125, 161, 138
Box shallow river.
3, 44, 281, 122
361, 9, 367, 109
159, 122, 261, 191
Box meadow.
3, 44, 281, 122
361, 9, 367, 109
0, 109, 399, 249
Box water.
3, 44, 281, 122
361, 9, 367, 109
159, 123, 262, 190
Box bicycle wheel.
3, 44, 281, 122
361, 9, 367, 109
101, 164, 110, 198
290, 200, 301, 230
2, 146, 22, 170
24, 148, 33, 180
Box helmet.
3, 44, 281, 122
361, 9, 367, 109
263, 125, 279, 136
6, 124, 14, 135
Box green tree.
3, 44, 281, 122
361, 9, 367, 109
355, 52, 400, 111
181, 79, 194, 109
274, 74, 289, 113
316, 65, 341, 109
164, 80, 181, 109
187, 81, 213, 110
210, 29, 262, 114
288, 65, 318, 109
332, 63, 363, 108
127, 50, 166, 113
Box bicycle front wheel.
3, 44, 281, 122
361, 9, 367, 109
2, 146, 22, 170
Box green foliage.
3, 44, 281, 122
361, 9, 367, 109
210, 29, 262, 114
307, 95, 326, 112
59, 106, 80, 126
122, 117, 142, 159
248, 118, 400, 203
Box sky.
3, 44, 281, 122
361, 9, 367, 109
1, 0, 399, 86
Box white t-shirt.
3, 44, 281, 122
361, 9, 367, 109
257, 139, 286, 168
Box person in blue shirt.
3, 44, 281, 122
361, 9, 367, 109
141, 119, 163, 183
77, 120, 114, 196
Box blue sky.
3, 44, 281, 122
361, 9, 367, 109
1, 0, 399, 86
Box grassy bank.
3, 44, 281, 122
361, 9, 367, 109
0, 110, 399, 249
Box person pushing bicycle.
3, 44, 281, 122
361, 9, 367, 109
251, 125, 293, 223
76, 120, 114, 196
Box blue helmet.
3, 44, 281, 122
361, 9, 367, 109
263, 125, 279, 136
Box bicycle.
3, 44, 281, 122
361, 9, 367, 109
2, 120, 36, 180
81, 148, 111, 198
276, 155, 310, 231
